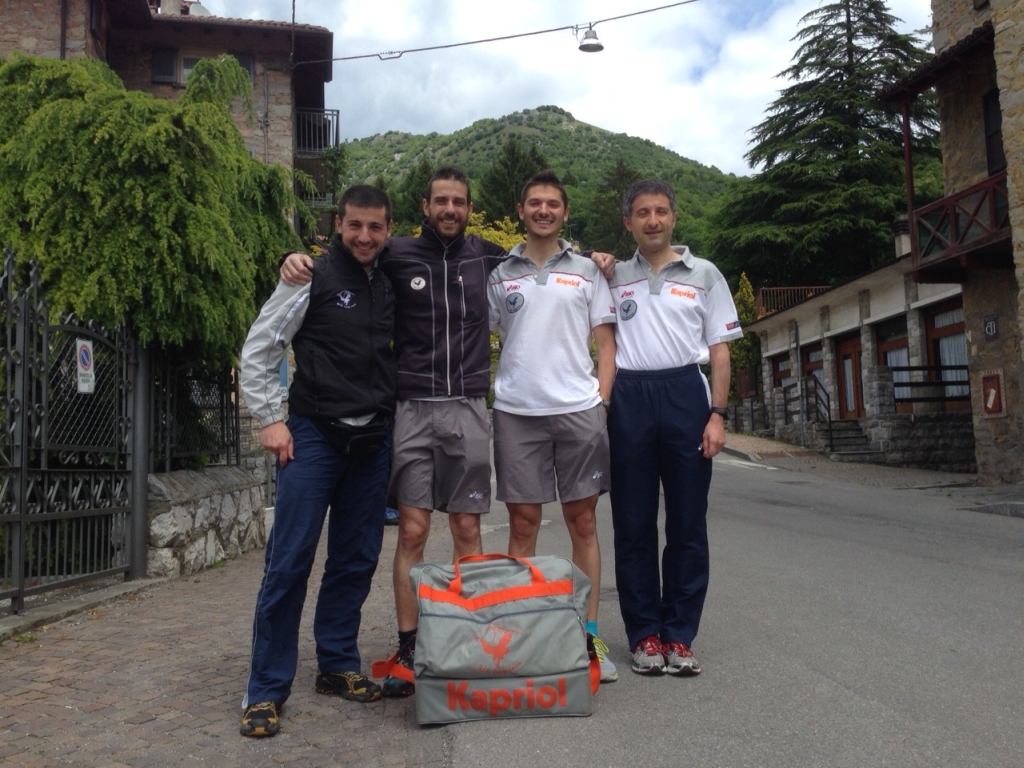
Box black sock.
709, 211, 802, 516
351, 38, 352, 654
398, 628, 417, 650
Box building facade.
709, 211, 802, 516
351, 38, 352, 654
881, 0, 1024, 484
0, 0, 338, 228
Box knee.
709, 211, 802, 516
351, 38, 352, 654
508, 513, 539, 541
398, 518, 429, 553
450, 514, 480, 546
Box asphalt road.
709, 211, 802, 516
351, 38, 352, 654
456, 455, 1024, 768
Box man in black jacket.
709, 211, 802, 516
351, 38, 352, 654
239, 186, 396, 737
281, 166, 503, 696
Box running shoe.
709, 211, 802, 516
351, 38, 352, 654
663, 641, 701, 676
315, 670, 382, 702
589, 634, 619, 682
382, 638, 415, 698
240, 700, 281, 737
630, 635, 666, 676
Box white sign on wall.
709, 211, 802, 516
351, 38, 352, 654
76, 339, 95, 394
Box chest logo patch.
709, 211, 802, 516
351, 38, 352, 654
619, 299, 638, 320
506, 292, 525, 314
411, 277, 426, 290
336, 290, 356, 309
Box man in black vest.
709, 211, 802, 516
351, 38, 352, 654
238, 186, 397, 738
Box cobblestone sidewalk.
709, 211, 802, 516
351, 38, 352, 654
0, 520, 450, 768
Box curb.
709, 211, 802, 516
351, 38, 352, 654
0, 578, 169, 643
973, 502, 1024, 519
721, 445, 762, 463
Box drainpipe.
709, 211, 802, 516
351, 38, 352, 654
60, 0, 69, 59
796, 321, 805, 448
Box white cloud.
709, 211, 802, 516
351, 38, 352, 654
201, 0, 933, 176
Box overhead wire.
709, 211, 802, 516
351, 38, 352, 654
292, 0, 700, 66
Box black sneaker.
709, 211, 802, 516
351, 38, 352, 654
240, 700, 281, 737
315, 670, 382, 702
382, 638, 415, 698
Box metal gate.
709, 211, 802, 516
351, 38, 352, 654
1, 251, 135, 613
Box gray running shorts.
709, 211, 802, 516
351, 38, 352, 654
388, 398, 491, 514
492, 405, 610, 504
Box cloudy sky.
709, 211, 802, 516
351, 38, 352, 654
199, 0, 932, 177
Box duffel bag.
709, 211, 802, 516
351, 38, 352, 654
376, 553, 600, 725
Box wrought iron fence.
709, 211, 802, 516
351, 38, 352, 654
1, 251, 133, 613
151, 354, 240, 473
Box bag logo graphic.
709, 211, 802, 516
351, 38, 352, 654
470, 623, 525, 674
336, 290, 356, 308
447, 678, 568, 717
411, 277, 426, 290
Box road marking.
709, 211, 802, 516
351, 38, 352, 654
480, 520, 553, 535
718, 459, 779, 471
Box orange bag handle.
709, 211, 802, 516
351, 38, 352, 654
371, 651, 414, 683
448, 553, 547, 596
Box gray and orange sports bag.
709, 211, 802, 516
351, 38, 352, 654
374, 554, 600, 724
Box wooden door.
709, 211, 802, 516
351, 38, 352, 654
835, 334, 865, 419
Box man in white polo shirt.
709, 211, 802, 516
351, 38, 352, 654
487, 169, 619, 682
607, 178, 742, 678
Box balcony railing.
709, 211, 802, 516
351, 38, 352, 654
913, 171, 1010, 272
755, 286, 830, 318
295, 108, 340, 155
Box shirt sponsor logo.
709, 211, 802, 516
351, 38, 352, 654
506, 284, 521, 292
620, 299, 638, 320
726, 321, 741, 330
335, 290, 356, 308
620, 290, 635, 298
447, 678, 568, 717
556, 277, 581, 288
671, 287, 697, 299
506, 293, 525, 313
411, 277, 426, 290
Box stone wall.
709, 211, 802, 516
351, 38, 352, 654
146, 466, 268, 578
931, 0, 992, 53
937, 51, 999, 191
864, 412, 977, 473
1, 0, 90, 60
963, 268, 1024, 482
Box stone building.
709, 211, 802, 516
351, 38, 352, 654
744, 245, 975, 473
880, 0, 1024, 484
0, 0, 338, 229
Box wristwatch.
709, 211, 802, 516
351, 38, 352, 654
709, 406, 729, 421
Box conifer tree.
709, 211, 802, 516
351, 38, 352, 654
711, 0, 937, 289
0, 53, 303, 365
477, 137, 548, 227
584, 157, 642, 259
729, 273, 761, 398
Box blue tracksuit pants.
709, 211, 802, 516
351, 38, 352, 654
608, 365, 713, 650
244, 414, 389, 707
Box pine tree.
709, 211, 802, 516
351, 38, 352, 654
392, 156, 435, 231
583, 157, 642, 259
477, 137, 548, 227
711, 0, 937, 289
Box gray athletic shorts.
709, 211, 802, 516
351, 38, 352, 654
492, 405, 610, 504
388, 398, 491, 514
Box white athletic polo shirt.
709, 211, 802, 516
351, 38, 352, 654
609, 246, 742, 371
488, 239, 616, 416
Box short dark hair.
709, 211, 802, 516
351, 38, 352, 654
338, 184, 392, 222
520, 169, 567, 207
622, 179, 677, 218
425, 165, 472, 206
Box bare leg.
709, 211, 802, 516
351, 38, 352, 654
562, 494, 601, 622
393, 504, 431, 631
506, 503, 543, 558
448, 511, 483, 562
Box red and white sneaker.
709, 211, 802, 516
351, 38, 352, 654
630, 635, 666, 676
663, 641, 701, 676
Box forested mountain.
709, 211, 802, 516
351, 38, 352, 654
339, 105, 738, 257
